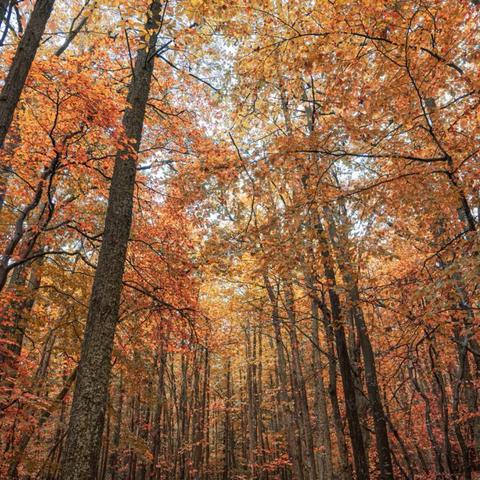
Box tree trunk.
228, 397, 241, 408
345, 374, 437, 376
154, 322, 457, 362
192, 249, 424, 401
59, 2, 163, 478
263, 272, 305, 480
308, 287, 333, 479
149, 343, 167, 480
245, 319, 258, 478
408, 361, 445, 477
223, 359, 236, 479
314, 290, 353, 480
108, 373, 124, 480
314, 217, 370, 479
324, 207, 394, 479
284, 282, 318, 480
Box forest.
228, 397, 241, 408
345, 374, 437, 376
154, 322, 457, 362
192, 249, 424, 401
0, 0, 478, 479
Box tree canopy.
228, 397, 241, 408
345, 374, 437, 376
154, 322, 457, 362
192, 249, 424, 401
0, 1, 479, 479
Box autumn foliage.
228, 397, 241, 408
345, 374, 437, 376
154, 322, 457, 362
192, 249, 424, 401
0, 0, 479, 479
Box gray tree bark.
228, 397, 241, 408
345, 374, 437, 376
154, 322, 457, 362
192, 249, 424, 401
324, 207, 394, 479
59, 2, 164, 478
314, 217, 370, 479
263, 272, 305, 480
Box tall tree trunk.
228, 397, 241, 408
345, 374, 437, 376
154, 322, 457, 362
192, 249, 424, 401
324, 207, 394, 479
308, 285, 333, 479
284, 282, 318, 480
245, 319, 258, 479
108, 373, 124, 480
314, 217, 370, 479
408, 360, 445, 477
427, 341, 454, 477
59, 2, 163, 478
300, 85, 367, 478
149, 342, 167, 480
316, 291, 352, 480
263, 272, 305, 480
255, 327, 268, 480
127, 393, 138, 480
302, 261, 349, 480
138, 384, 150, 480
178, 352, 191, 480
223, 359, 236, 480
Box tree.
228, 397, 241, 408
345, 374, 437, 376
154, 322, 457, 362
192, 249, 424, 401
0, 1, 478, 479
59, 1, 165, 478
